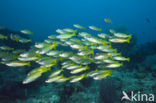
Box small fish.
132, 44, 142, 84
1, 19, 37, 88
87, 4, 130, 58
90, 45, 97, 49
109, 38, 131, 43
102, 48, 117, 53
79, 32, 91, 37
2, 54, 18, 62
88, 70, 112, 79
23, 72, 42, 84
56, 33, 75, 39
49, 68, 63, 78
62, 60, 74, 65
104, 17, 112, 23
12, 49, 26, 54
56, 29, 66, 34
35, 42, 48, 48
69, 38, 81, 43
73, 24, 86, 29
114, 33, 132, 38
70, 74, 86, 83
59, 52, 73, 58
19, 38, 32, 43
82, 40, 96, 46
63, 28, 75, 33
20, 51, 35, 58
36, 42, 58, 54
69, 55, 82, 61
18, 56, 38, 61
107, 52, 121, 56
93, 70, 112, 80
48, 35, 57, 39
77, 49, 94, 56
0, 46, 14, 51
10, 34, 21, 42
55, 77, 70, 82
66, 65, 82, 70
44, 39, 53, 43
106, 63, 123, 68
27, 66, 51, 76
87, 69, 99, 77
70, 66, 89, 74
94, 54, 109, 60
62, 63, 76, 69
113, 56, 130, 61
97, 45, 112, 51
45, 75, 63, 83
98, 33, 110, 39
21, 29, 34, 35
70, 44, 86, 50
109, 29, 116, 34
0, 34, 8, 40
6, 61, 30, 67
85, 37, 102, 44
89, 26, 102, 32
103, 59, 117, 63
78, 58, 93, 65
93, 74, 107, 80
46, 50, 61, 56
37, 58, 57, 66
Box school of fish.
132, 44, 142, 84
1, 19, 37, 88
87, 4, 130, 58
0, 18, 132, 84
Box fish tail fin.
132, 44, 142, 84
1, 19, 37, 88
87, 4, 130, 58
121, 62, 124, 66
73, 30, 78, 36
83, 74, 87, 77
127, 58, 130, 62
114, 48, 117, 52
83, 27, 86, 29
15, 38, 19, 42
27, 62, 31, 66
128, 34, 132, 39
61, 74, 64, 77
36, 53, 41, 59
29, 39, 32, 42
61, 68, 64, 71
85, 65, 89, 70
108, 70, 113, 75
6, 52, 9, 56
84, 46, 88, 50
109, 54, 113, 58
52, 59, 57, 64
91, 50, 94, 55
59, 57, 63, 61
5, 36, 8, 40
52, 41, 58, 49
99, 28, 102, 32
83, 55, 89, 59
127, 37, 131, 43
101, 41, 106, 45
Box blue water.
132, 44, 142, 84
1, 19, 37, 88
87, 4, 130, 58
0, 0, 156, 43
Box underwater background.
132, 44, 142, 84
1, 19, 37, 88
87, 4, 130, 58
0, 0, 156, 103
